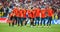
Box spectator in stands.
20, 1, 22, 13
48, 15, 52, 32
57, 9, 60, 19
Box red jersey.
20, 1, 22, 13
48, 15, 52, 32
35, 8, 41, 17
12, 7, 19, 17
47, 8, 54, 17
19, 9, 23, 17
41, 8, 46, 18
32, 9, 36, 18
9, 12, 14, 17
12, 7, 18, 14
27, 9, 32, 18
9, 13, 13, 17
23, 9, 27, 18
16, 11, 20, 17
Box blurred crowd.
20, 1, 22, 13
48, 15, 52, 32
0, 0, 60, 19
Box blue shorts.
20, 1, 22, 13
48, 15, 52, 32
36, 17, 40, 21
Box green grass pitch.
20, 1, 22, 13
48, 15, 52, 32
0, 23, 60, 32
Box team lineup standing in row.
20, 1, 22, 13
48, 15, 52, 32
8, 6, 54, 27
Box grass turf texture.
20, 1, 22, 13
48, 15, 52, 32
0, 23, 60, 32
